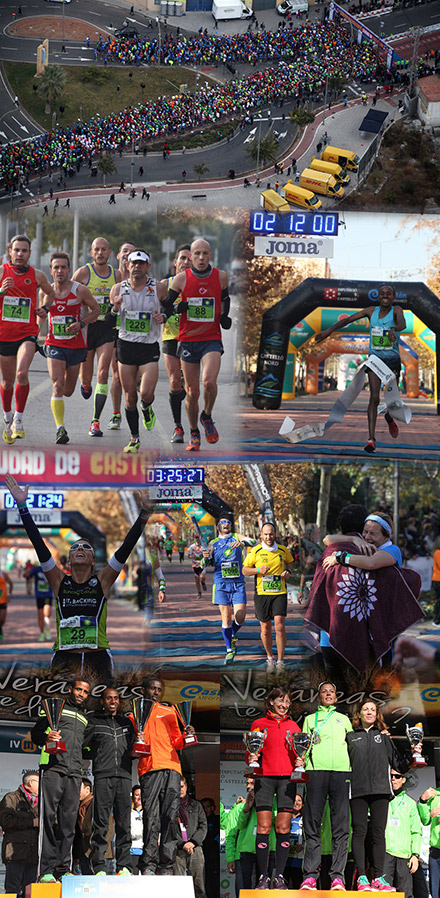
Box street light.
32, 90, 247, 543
156, 17, 161, 67
255, 114, 263, 184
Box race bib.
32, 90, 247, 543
96, 295, 111, 321
261, 575, 282, 594
388, 818, 400, 827
221, 561, 239, 579
59, 615, 98, 650
187, 296, 215, 322
2, 296, 31, 323
52, 315, 76, 339
371, 326, 392, 349
125, 310, 151, 334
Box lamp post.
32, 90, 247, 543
255, 114, 263, 184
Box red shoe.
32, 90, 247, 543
186, 430, 201, 452
387, 418, 399, 439
364, 438, 376, 453
200, 413, 219, 444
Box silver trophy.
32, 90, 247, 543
175, 701, 199, 747
42, 698, 66, 754
406, 722, 426, 767
286, 731, 311, 782
131, 698, 154, 757
243, 729, 267, 776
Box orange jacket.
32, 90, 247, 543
137, 703, 184, 777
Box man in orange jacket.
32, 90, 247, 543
138, 676, 195, 876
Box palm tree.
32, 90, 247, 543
193, 161, 209, 181
38, 65, 67, 115
290, 109, 315, 127
246, 134, 278, 168
97, 154, 117, 187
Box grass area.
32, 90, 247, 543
3, 62, 217, 131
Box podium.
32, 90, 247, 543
24, 876, 196, 897
26, 886, 61, 898
240, 892, 405, 897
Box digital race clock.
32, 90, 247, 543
4, 492, 64, 509
250, 211, 339, 236
145, 467, 204, 484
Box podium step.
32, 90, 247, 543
27, 875, 195, 897
239, 892, 405, 897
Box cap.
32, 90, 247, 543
128, 250, 150, 264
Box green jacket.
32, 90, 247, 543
225, 801, 244, 863
303, 705, 352, 772
220, 802, 228, 831
418, 791, 440, 848
386, 791, 421, 859
236, 799, 277, 855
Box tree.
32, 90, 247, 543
246, 134, 278, 168
193, 161, 209, 181
38, 65, 67, 115
97, 154, 117, 187
289, 109, 315, 127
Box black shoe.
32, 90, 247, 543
171, 425, 184, 443
55, 426, 69, 444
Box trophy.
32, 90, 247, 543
243, 729, 267, 776
42, 698, 66, 754
131, 698, 154, 757
175, 701, 199, 747
286, 731, 311, 783
406, 723, 427, 767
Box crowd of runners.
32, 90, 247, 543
0, 233, 231, 451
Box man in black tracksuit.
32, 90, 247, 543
83, 686, 136, 875
32, 679, 90, 883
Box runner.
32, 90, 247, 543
23, 563, 53, 642
203, 518, 248, 665
177, 536, 186, 564
107, 242, 136, 432
160, 244, 191, 444
109, 249, 167, 454
243, 522, 293, 672
315, 284, 406, 453
135, 544, 166, 623
0, 568, 13, 642
163, 238, 231, 452
0, 234, 55, 443
188, 534, 207, 598
43, 253, 100, 444
73, 237, 121, 438
164, 536, 174, 563
5, 475, 153, 681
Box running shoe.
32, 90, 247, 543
300, 878, 318, 890
266, 657, 276, 673
202, 581, 207, 592
2, 425, 15, 445
186, 430, 201, 452
231, 634, 238, 651
12, 421, 25, 439
200, 411, 219, 443
255, 874, 271, 890
116, 868, 132, 876
357, 876, 372, 892
44, 628, 51, 640
364, 438, 376, 453
55, 426, 69, 445
330, 879, 346, 891
96, 871, 107, 877
142, 405, 156, 431
387, 418, 399, 439
89, 420, 103, 437
224, 649, 235, 665
81, 384, 92, 399
276, 660, 285, 672
124, 437, 140, 454
38, 633, 45, 643
171, 425, 184, 443
40, 875, 58, 884
108, 414, 121, 430
272, 874, 288, 890
370, 877, 396, 892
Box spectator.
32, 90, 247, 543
73, 778, 94, 874
0, 770, 39, 896
174, 776, 208, 897
200, 797, 220, 898
384, 768, 421, 894
130, 785, 144, 874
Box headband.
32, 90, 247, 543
365, 514, 392, 535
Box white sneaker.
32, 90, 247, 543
266, 657, 275, 673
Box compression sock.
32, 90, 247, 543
222, 626, 233, 650
256, 834, 270, 875
169, 390, 183, 426
275, 832, 291, 876
51, 398, 65, 428
15, 383, 29, 413
232, 619, 242, 636
125, 406, 139, 438
93, 383, 108, 420
0, 386, 13, 414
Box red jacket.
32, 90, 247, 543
248, 711, 300, 777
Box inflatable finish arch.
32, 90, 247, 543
0, 511, 107, 567
252, 279, 440, 414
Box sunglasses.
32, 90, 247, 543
390, 774, 403, 779
71, 543, 93, 551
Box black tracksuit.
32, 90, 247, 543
32, 699, 88, 878
83, 710, 135, 873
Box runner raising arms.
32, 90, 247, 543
0, 234, 55, 444
73, 237, 121, 438
43, 253, 100, 444
160, 244, 191, 444
4, 475, 156, 681
162, 238, 231, 452
315, 285, 406, 453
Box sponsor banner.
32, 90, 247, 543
7, 509, 62, 527
254, 236, 334, 258
243, 463, 274, 520
0, 448, 156, 487
150, 484, 202, 501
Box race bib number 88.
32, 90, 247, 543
187, 297, 214, 322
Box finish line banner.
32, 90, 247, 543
0, 448, 157, 487
329, 0, 395, 68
